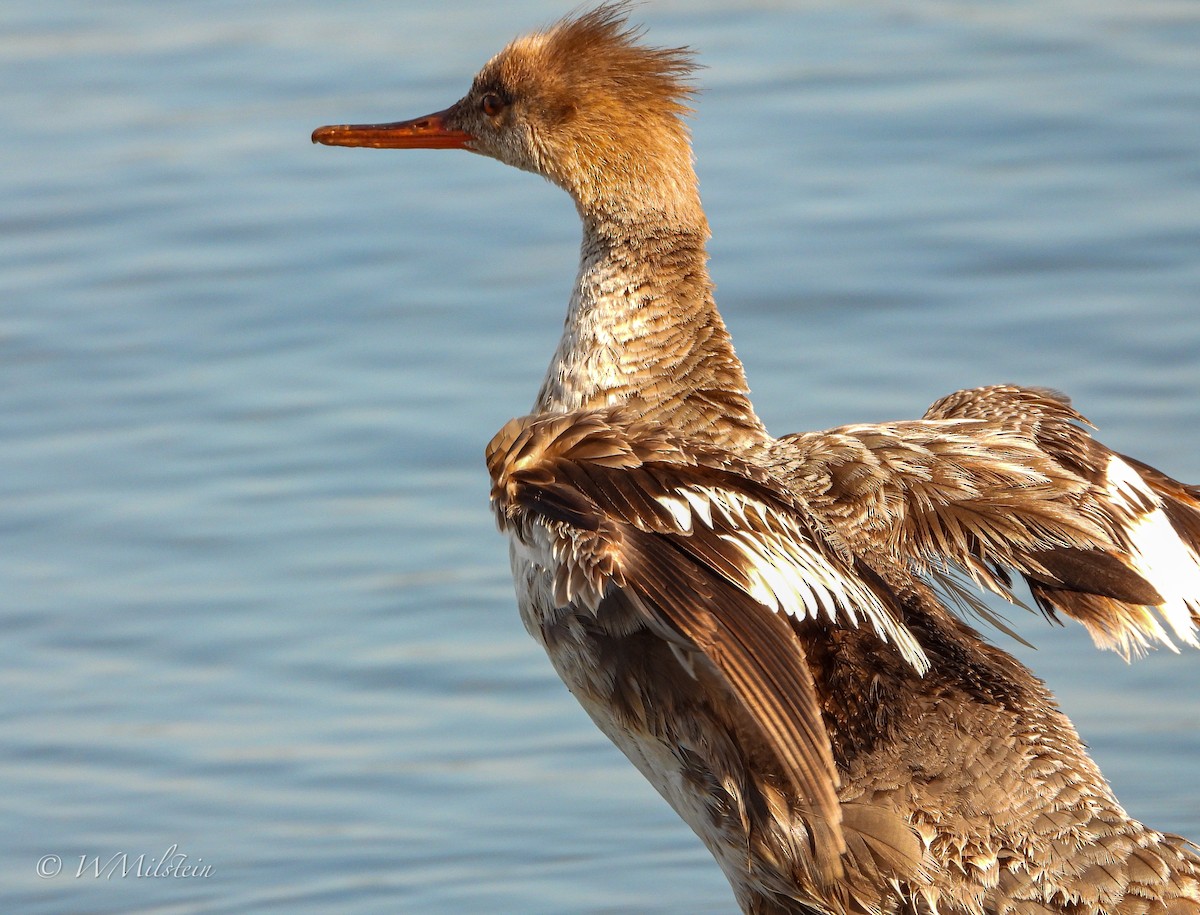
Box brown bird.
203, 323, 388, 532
314, 5, 1200, 913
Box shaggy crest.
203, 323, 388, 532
528, 3, 699, 125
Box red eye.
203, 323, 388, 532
480, 93, 505, 117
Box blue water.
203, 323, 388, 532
3, 2, 1198, 912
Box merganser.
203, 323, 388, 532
313, 5, 1200, 912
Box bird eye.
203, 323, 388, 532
480, 93, 506, 117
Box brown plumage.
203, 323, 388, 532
314, 5, 1200, 913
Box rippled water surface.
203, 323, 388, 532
4, 2, 1199, 912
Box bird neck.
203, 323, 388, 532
534, 213, 767, 446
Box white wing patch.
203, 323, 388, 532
664, 486, 930, 674
1104, 454, 1200, 650
658, 493, 695, 531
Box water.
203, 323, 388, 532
3, 1, 1198, 912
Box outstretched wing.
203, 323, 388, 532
926, 386, 1200, 655
768, 384, 1200, 657
487, 407, 926, 881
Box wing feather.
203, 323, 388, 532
488, 407, 932, 881
766, 384, 1200, 657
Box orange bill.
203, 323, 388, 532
312, 108, 472, 149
